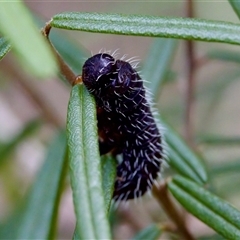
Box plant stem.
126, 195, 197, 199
185, 0, 196, 145
152, 182, 195, 240
42, 21, 78, 86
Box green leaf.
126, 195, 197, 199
197, 69, 240, 130
132, 224, 162, 240
71, 98, 116, 240
198, 135, 240, 146
229, 0, 240, 19
163, 121, 208, 184
168, 175, 240, 240
0, 1, 58, 78
209, 159, 240, 175
67, 84, 111, 239
207, 49, 240, 63
167, 148, 204, 184
198, 233, 225, 240
51, 12, 240, 45
210, 171, 240, 197
142, 38, 177, 97
0, 131, 67, 239
73, 155, 116, 240
101, 155, 116, 213
18, 132, 67, 239
0, 37, 11, 60
0, 120, 41, 165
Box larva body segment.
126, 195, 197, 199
82, 53, 163, 201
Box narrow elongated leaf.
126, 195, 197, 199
18, 132, 67, 239
209, 159, 240, 175
0, 37, 11, 60
0, 2, 57, 78
163, 121, 207, 184
132, 224, 162, 240
198, 233, 225, 240
51, 12, 240, 45
168, 175, 240, 239
197, 69, 240, 130
0, 120, 41, 165
101, 155, 116, 213
73, 155, 116, 240
0, 131, 67, 239
67, 84, 111, 239
229, 0, 240, 19
211, 171, 240, 197
142, 38, 177, 97
198, 135, 240, 145
207, 49, 240, 63
167, 148, 204, 183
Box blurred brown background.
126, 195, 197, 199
1, 1, 240, 239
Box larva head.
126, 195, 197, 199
82, 53, 115, 97
82, 53, 145, 111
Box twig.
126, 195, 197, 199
194, 55, 210, 69
185, 0, 196, 145
41, 21, 78, 86
160, 222, 177, 233
152, 182, 195, 240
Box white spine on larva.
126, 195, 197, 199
124, 51, 167, 200
144, 82, 169, 170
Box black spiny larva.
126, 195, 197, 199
82, 52, 164, 201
